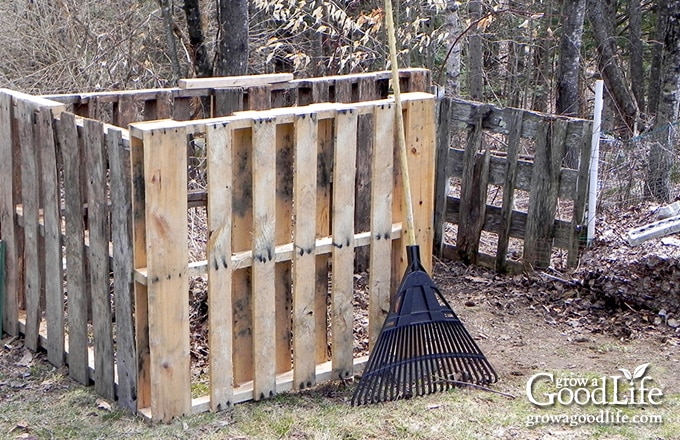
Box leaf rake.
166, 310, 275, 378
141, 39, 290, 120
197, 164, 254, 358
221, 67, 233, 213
351, 0, 498, 406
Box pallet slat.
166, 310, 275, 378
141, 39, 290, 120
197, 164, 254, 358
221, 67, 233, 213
0, 92, 19, 336
251, 117, 278, 400
38, 106, 64, 366
368, 103, 395, 348
56, 111, 90, 385
206, 120, 235, 411
331, 107, 358, 379
292, 111, 318, 389
138, 124, 191, 422
107, 126, 137, 412
17, 100, 41, 352
84, 118, 115, 401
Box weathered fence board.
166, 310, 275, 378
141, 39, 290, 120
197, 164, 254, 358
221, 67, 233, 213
132, 122, 192, 421
330, 108, 358, 380
251, 117, 278, 401
0, 92, 18, 336
107, 126, 137, 412
38, 106, 64, 367
83, 119, 115, 401
206, 120, 235, 411
434, 98, 592, 270
18, 99, 41, 352
495, 110, 523, 272
368, 102, 394, 348
57, 111, 90, 385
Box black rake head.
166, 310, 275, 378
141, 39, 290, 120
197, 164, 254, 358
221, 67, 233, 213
351, 246, 497, 406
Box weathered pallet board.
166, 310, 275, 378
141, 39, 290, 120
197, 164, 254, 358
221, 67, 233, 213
130, 122, 192, 422
56, 112, 91, 385
368, 102, 394, 348
0, 92, 18, 336
330, 107, 358, 380
17, 99, 41, 352
292, 111, 318, 390
107, 126, 137, 412
38, 106, 64, 367
83, 118, 115, 401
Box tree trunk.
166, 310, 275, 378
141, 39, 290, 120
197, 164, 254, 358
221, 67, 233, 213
158, 0, 182, 82
628, 0, 645, 114
587, 0, 639, 134
556, 0, 586, 117
648, 2, 668, 115
647, 1, 680, 202
444, 0, 462, 95
215, 0, 249, 76
467, 0, 484, 101
183, 0, 212, 78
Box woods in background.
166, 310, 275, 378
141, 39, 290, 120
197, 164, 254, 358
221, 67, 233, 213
0, 0, 678, 202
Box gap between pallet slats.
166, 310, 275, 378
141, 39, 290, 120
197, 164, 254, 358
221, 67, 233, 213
274, 122, 294, 375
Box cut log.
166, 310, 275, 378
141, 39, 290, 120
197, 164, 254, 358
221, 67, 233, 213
178, 73, 294, 90
627, 215, 680, 246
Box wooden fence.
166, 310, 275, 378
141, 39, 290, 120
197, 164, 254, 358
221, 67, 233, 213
0, 69, 435, 422
433, 98, 593, 272
0, 71, 596, 422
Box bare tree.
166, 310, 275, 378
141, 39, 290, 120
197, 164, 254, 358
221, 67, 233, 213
628, 0, 645, 114
556, 0, 586, 117
467, 0, 484, 101
647, 1, 680, 202
215, 0, 249, 76
587, 0, 639, 134
183, 0, 212, 78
